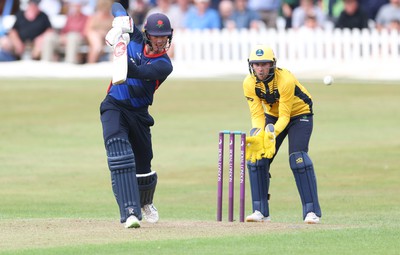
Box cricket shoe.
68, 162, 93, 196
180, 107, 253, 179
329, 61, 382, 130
304, 212, 320, 224
245, 210, 271, 222
125, 215, 141, 228
142, 204, 159, 223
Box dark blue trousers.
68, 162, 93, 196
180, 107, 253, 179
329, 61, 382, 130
266, 114, 313, 158
100, 95, 154, 175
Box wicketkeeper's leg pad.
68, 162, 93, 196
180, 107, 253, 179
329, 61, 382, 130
107, 138, 142, 223
247, 158, 271, 217
137, 171, 157, 206
289, 151, 321, 219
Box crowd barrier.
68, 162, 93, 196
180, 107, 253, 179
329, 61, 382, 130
173, 28, 400, 63
1, 15, 400, 80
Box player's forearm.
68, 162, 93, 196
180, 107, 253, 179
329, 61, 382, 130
127, 61, 172, 80
273, 116, 289, 136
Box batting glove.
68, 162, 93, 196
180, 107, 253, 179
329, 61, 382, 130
105, 27, 122, 47
112, 16, 134, 33
263, 124, 276, 159
245, 128, 265, 163
105, 28, 130, 48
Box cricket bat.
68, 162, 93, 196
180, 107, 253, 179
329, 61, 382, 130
111, 38, 127, 85
111, 3, 129, 85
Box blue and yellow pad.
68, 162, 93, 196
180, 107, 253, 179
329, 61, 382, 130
247, 158, 270, 217
107, 138, 142, 223
137, 171, 158, 206
289, 151, 321, 219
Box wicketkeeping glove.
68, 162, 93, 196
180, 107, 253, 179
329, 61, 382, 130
112, 16, 134, 33
245, 128, 265, 163
263, 124, 276, 159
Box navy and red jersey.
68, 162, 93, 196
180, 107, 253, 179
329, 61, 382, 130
107, 26, 173, 108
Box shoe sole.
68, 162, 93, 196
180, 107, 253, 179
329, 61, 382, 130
125, 218, 141, 229
245, 219, 271, 222
304, 220, 319, 224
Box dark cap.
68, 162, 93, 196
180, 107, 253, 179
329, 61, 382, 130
144, 13, 173, 36
29, 0, 41, 4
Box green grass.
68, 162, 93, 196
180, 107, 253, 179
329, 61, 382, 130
0, 78, 399, 254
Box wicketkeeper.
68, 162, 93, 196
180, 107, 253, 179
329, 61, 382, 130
244, 45, 322, 224
100, 2, 173, 228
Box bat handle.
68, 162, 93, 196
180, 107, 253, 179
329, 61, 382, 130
111, 2, 127, 17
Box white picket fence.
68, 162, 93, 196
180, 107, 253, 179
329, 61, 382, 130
173, 28, 400, 64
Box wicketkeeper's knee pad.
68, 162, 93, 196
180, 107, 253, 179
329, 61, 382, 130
106, 138, 141, 222
247, 158, 270, 217
137, 171, 157, 206
289, 151, 321, 219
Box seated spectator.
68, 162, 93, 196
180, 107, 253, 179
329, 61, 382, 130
41, 0, 88, 63
39, 0, 62, 16
171, 0, 192, 30
248, 0, 281, 29
219, 0, 235, 29
0, 0, 53, 61
358, 0, 388, 21
231, 0, 261, 30
301, 13, 320, 29
129, 0, 151, 28
281, 0, 300, 28
292, 0, 327, 29
375, 0, 400, 31
319, 0, 343, 23
335, 0, 369, 29
83, 0, 113, 63
184, 0, 221, 30
388, 18, 400, 31
144, 0, 182, 29
0, 0, 20, 37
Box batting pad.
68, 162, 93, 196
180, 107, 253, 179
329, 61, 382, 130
289, 151, 321, 219
106, 138, 142, 223
247, 158, 270, 217
137, 171, 158, 206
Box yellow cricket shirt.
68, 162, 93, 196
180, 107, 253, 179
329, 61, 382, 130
243, 67, 313, 136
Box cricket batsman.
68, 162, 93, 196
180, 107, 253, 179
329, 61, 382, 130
244, 45, 322, 224
100, 2, 173, 228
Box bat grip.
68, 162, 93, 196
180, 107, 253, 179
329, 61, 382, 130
111, 2, 127, 17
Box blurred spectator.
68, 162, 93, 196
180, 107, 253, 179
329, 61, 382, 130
171, 0, 191, 29
130, 0, 151, 28
231, 0, 261, 29
335, 0, 368, 29
144, 0, 181, 29
41, 0, 88, 63
302, 13, 320, 29
319, 0, 343, 22
0, 0, 53, 61
387, 18, 400, 31
281, 0, 299, 28
209, 0, 220, 10
184, 0, 221, 30
39, 0, 62, 16
248, 0, 281, 29
359, 0, 388, 21
219, 0, 235, 29
81, 0, 97, 15
0, 0, 20, 36
292, 0, 326, 29
375, 0, 400, 31
83, 0, 113, 63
